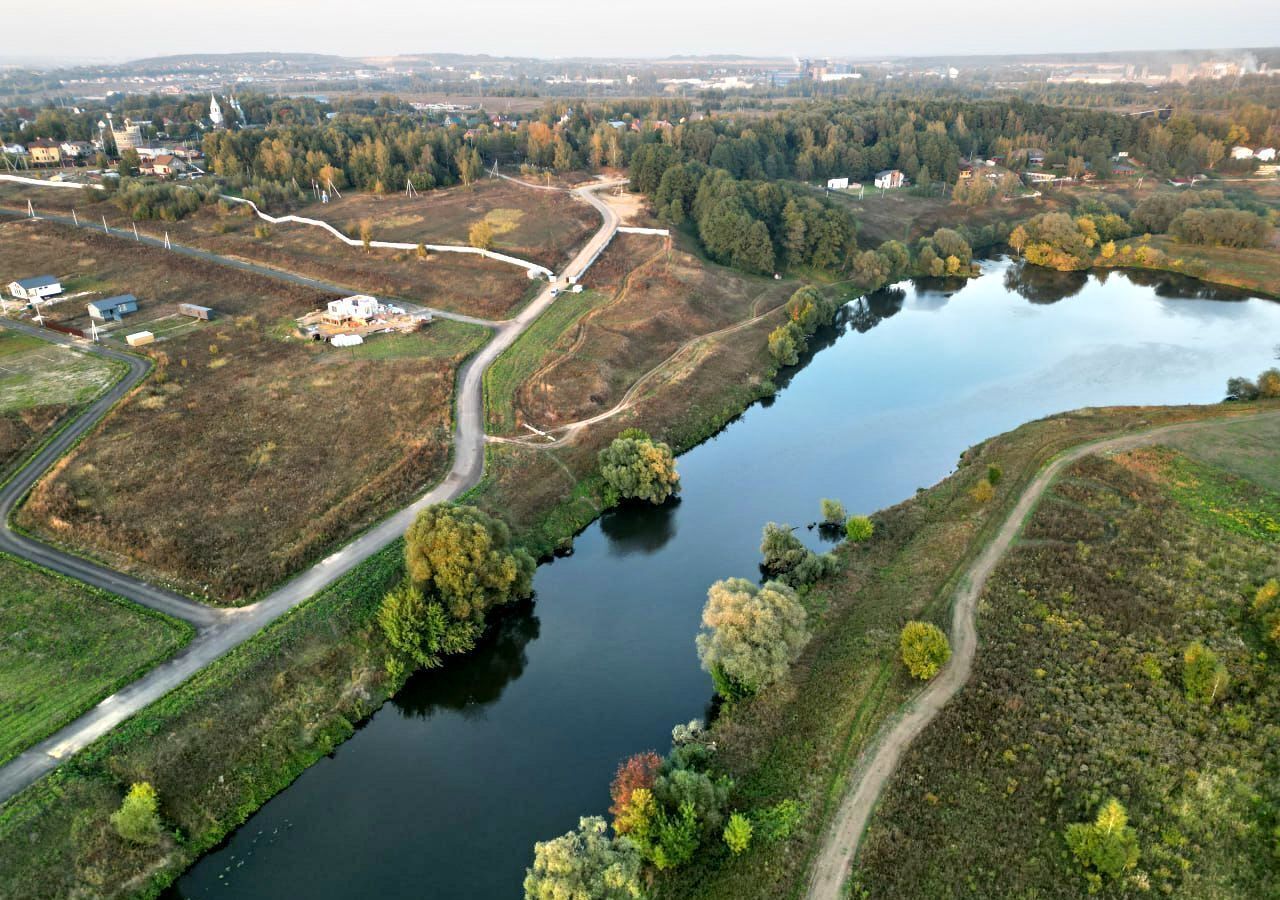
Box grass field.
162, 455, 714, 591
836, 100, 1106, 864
1164, 413, 1280, 493
0, 326, 120, 478
294, 178, 598, 271
2, 222, 478, 601
0, 182, 540, 321
0, 553, 192, 766
0, 541, 404, 900
514, 234, 794, 430
652, 403, 1271, 900
0, 329, 120, 414
854, 418, 1280, 898
483, 288, 609, 434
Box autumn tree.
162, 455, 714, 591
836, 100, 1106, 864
768, 321, 803, 367
1065, 798, 1140, 887
523, 817, 644, 900
900, 621, 951, 680
598, 430, 680, 505
359, 219, 373, 252
469, 219, 496, 250
697, 577, 809, 699
111, 782, 162, 845
1183, 641, 1229, 704
610, 752, 664, 825
402, 504, 535, 623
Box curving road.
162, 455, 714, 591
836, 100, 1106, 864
804, 409, 1280, 900
0, 178, 624, 803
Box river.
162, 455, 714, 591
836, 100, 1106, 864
172, 257, 1280, 898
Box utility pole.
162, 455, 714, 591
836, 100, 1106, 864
164, 231, 171, 250
27, 199, 34, 217
72, 208, 78, 226
132, 222, 140, 242
102, 215, 109, 234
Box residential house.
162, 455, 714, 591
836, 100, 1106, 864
141, 154, 185, 177
1255, 147, 1277, 162
874, 169, 905, 189
87, 294, 138, 321
826, 177, 849, 190
60, 140, 94, 160
27, 139, 62, 166
1231, 146, 1255, 160
9, 275, 62, 301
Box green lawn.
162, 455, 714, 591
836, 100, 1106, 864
349, 318, 490, 361
1164, 413, 1280, 494
482, 289, 606, 434
0, 553, 193, 766
0, 327, 121, 415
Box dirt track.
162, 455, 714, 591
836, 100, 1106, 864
804, 409, 1280, 900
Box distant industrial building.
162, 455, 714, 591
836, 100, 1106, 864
109, 117, 144, 152
8, 275, 62, 301
88, 294, 138, 321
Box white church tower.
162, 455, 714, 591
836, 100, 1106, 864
209, 93, 224, 128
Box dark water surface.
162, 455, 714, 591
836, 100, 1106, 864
173, 259, 1280, 899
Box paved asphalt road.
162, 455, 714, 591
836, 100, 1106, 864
0, 178, 624, 803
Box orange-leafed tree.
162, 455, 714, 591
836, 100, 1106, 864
608, 751, 663, 827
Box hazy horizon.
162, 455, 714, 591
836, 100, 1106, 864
6, 0, 1276, 67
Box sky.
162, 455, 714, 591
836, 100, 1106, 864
10, 0, 1277, 64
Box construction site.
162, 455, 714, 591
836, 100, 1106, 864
296, 294, 434, 345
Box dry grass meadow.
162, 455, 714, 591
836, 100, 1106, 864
1, 221, 487, 601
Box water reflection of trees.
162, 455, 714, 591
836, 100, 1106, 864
601, 498, 680, 556
392, 597, 540, 721
1003, 260, 1088, 304
1117, 268, 1252, 302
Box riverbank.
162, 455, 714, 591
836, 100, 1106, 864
0, 270, 791, 898
1097, 235, 1280, 299
654, 401, 1272, 900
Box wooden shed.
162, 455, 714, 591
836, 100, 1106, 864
178, 303, 214, 320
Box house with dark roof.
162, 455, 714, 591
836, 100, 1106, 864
87, 294, 138, 321
8, 275, 62, 301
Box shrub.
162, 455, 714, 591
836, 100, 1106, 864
599, 433, 680, 505
753, 798, 805, 843
987, 465, 1003, 485
110, 782, 162, 845
1065, 798, 1140, 885
652, 802, 700, 870
760, 522, 807, 575
845, 515, 874, 542
253, 223, 271, 239
523, 816, 644, 900
970, 480, 995, 504
820, 498, 847, 527
723, 813, 753, 854
697, 578, 809, 698
1183, 641, 1229, 704
900, 621, 951, 680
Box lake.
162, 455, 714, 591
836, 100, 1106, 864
172, 258, 1280, 898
